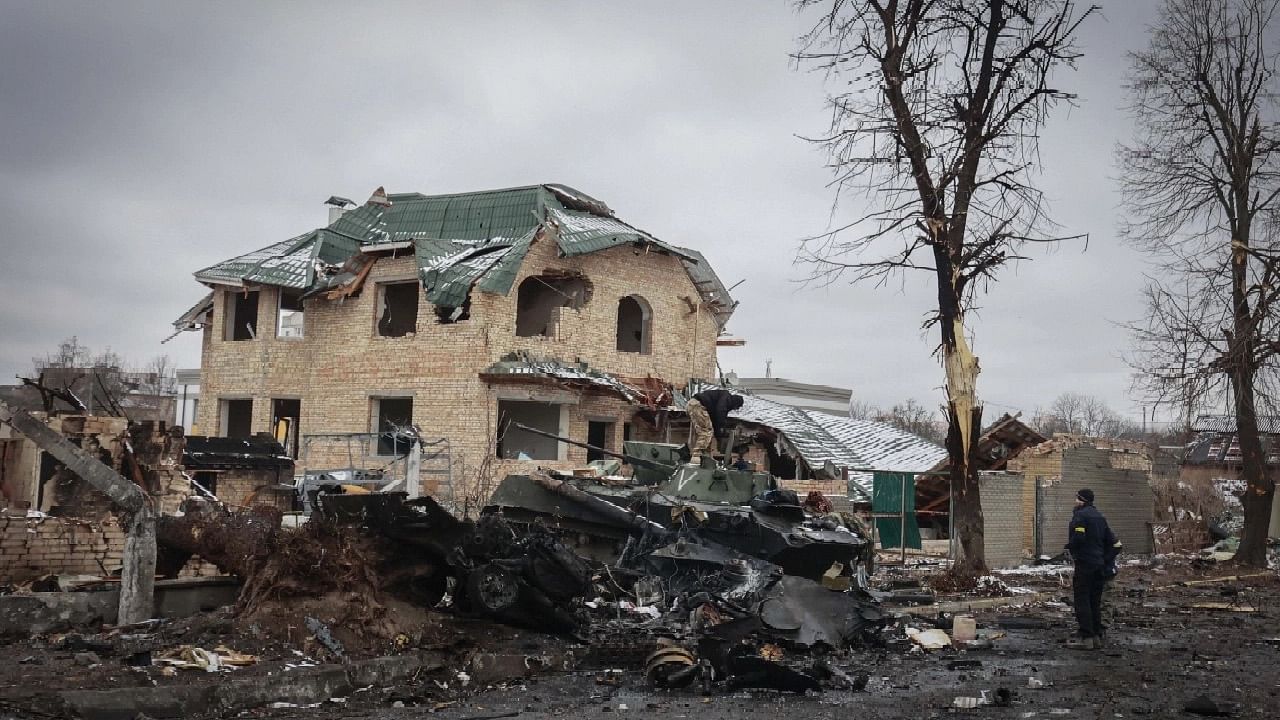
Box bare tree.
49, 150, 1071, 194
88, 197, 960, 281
879, 398, 947, 445
1034, 392, 1137, 438
849, 398, 880, 420
139, 355, 178, 395
1119, 0, 1280, 566
794, 0, 1096, 572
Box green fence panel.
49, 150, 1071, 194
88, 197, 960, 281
873, 471, 922, 549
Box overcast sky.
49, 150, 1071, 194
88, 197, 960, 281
0, 1, 1168, 424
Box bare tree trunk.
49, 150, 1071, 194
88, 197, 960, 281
0, 402, 155, 622
1231, 242, 1274, 565
938, 259, 986, 574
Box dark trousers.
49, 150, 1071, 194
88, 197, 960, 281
1073, 565, 1106, 637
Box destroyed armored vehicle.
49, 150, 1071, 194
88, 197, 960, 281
485, 425, 873, 582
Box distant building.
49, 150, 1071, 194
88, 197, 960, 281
1183, 414, 1280, 539
728, 376, 852, 416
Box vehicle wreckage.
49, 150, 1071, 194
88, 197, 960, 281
155, 426, 884, 692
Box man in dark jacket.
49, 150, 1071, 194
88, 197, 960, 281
1066, 488, 1120, 649
687, 388, 744, 462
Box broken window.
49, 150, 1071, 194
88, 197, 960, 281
515, 275, 591, 337
373, 396, 414, 456
587, 421, 615, 463
616, 295, 651, 353
277, 291, 304, 339
272, 398, 301, 458
377, 282, 419, 337
224, 290, 260, 341
220, 399, 253, 439
435, 294, 471, 324
497, 400, 563, 460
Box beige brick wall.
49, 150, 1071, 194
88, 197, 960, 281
0, 514, 223, 582
980, 472, 1030, 568
0, 515, 125, 581
196, 239, 721, 500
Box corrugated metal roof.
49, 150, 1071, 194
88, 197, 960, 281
730, 394, 871, 472
191, 184, 734, 328
1192, 414, 1280, 434
808, 413, 949, 472
194, 233, 312, 286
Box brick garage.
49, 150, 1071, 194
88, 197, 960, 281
184, 185, 732, 502
1008, 438, 1157, 557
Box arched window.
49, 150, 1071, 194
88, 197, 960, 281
616, 295, 651, 354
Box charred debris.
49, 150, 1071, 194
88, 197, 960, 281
161, 427, 886, 693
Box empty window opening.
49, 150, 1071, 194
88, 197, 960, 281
193, 471, 218, 497
277, 291, 304, 338
272, 398, 301, 458
373, 397, 414, 456
435, 294, 471, 324
377, 282, 420, 337
224, 290, 260, 341
623, 422, 633, 443
616, 295, 652, 353
515, 275, 591, 337
220, 399, 253, 439
587, 421, 615, 463
765, 442, 797, 480
497, 400, 564, 460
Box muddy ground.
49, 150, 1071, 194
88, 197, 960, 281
1, 557, 1276, 719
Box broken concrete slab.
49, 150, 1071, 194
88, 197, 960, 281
0, 591, 117, 637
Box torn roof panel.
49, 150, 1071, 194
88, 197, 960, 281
172, 292, 215, 331
481, 353, 649, 404
547, 206, 695, 262
678, 247, 735, 329
420, 236, 523, 309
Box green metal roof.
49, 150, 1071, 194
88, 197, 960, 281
192, 184, 734, 324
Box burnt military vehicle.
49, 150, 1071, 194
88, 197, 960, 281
485, 424, 873, 582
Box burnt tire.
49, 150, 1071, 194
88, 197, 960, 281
466, 563, 520, 614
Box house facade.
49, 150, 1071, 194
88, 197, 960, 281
176, 184, 733, 501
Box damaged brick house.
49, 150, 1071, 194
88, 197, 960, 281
173, 184, 734, 499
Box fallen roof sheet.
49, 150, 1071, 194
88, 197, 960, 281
188, 183, 734, 328
481, 353, 650, 404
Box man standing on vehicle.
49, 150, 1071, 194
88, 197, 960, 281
1066, 488, 1120, 649
686, 388, 743, 464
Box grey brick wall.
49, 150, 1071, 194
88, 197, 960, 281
1037, 446, 1154, 555
980, 471, 1028, 569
